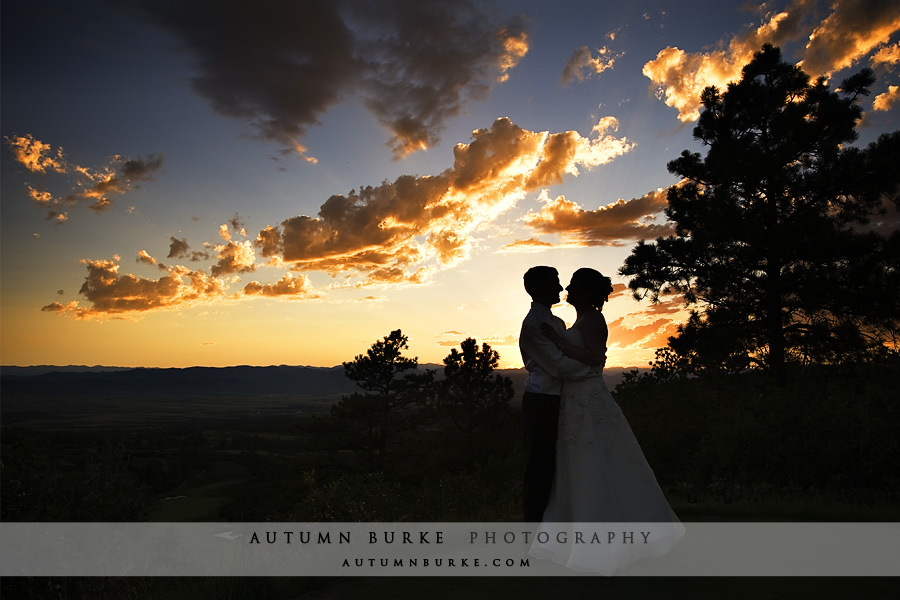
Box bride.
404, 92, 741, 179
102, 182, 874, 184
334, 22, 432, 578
529, 267, 684, 574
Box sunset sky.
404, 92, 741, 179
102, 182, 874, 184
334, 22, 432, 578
2, 0, 899, 370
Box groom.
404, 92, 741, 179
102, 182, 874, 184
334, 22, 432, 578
519, 266, 598, 523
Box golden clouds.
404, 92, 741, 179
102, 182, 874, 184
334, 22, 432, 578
801, 0, 900, 75
42, 258, 227, 319
5, 135, 162, 219
452, 118, 545, 192
137, 250, 159, 267
522, 188, 673, 247
46, 248, 320, 318
560, 45, 623, 86
41, 301, 81, 314
576, 117, 635, 169
603, 297, 687, 366
6, 134, 66, 173
211, 241, 257, 276
43, 115, 638, 318
872, 43, 900, 67
241, 273, 319, 299
499, 238, 555, 252
643, 0, 900, 122
497, 30, 530, 82
608, 316, 676, 349
255, 117, 635, 285
609, 283, 630, 300
874, 85, 900, 111
643, 42, 758, 122
255, 174, 448, 284
26, 185, 53, 206
75, 154, 163, 213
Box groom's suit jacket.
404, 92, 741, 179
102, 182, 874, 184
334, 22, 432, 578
519, 302, 598, 395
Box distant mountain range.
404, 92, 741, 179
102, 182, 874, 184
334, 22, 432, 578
1, 365, 367, 399
0, 364, 641, 400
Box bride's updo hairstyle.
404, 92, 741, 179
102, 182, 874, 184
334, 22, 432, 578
571, 268, 614, 310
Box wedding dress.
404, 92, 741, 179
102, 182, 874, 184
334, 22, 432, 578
529, 328, 684, 574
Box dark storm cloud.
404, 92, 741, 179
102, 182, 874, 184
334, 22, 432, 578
167, 236, 191, 259
128, 0, 356, 152
351, 0, 529, 156
127, 0, 529, 157
119, 154, 164, 180
228, 213, 246, 235
167, 236, 210, 261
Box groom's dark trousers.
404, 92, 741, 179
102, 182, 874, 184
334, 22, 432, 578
522, 390, 561, 523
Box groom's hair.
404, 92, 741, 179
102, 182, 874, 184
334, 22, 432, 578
523, 266, 558, 297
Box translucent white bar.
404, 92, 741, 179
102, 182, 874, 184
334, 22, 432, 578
1, 522, 897, 576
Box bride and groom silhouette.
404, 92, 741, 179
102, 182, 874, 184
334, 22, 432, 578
519, 266, 683, 574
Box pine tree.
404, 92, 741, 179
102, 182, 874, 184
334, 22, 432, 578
333, 330, 433, 464
437, 338, 513, 434
621, 45, 900, 380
